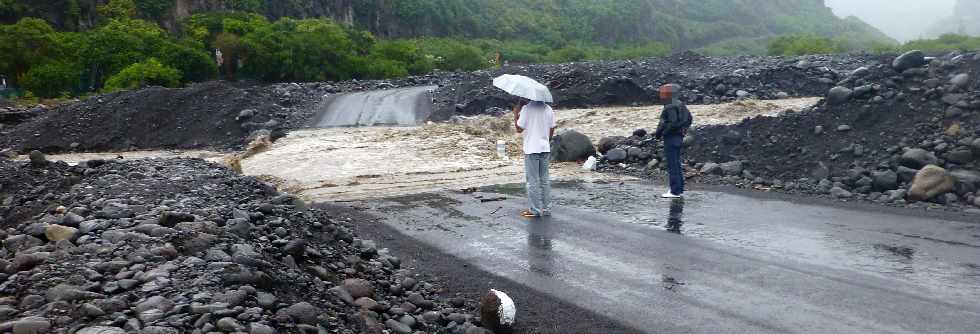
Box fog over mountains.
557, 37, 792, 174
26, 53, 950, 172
825, 0, 957, 42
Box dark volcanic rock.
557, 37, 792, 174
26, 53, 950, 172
551, 130, 596, 162
0, 158, 474, 333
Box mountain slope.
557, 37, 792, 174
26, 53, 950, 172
928, 0, 980, 37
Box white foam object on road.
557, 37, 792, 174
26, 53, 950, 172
491, 289, 517, 325
582, 156, 597, 171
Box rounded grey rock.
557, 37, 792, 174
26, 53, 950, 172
827, 86, 852, 105
385, 319, 412, 334
892, 50, 926, 71
605, 148, 627, 162
77, 326, 126, 334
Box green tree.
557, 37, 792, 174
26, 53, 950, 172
419, 38, 486, 71
135, 0, 175, 19
155, 39, 217, 82
0, 18, 57, 87
239, 18, 360, 81
104, 58, 181, 92
79, 18, 166, 87
98, 0, 138, 19
19, 61, 83, 98
369, 40, 433, 75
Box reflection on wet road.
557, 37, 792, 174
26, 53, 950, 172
360, 181, 980, 333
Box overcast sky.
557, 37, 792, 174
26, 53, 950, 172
825, 0, 957, 41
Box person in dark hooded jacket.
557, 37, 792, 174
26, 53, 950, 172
654, 84, 692, 198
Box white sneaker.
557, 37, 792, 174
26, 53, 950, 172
661, 193, 682, 198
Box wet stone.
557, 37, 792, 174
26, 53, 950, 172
399, 315, 417, 328
76, 326, 126, 334
385, 319, 412, 334
216, 317, 244, 332
255, 292, 277, 309
342, 278, 375, 299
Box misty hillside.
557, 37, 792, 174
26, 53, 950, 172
1, 0, 894, 53
929, 0, 980, 37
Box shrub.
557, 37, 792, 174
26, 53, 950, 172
156, 40, 217, 82
104, 58, 181, 92
361, 58, 410, 79
545, 46, 593, 63
369, 40, 433, 75
0, 18, 57, 85
768, 34, 841, 56
19, 61, 82, 98
98, 0, 137, 19
239, 18, 360, 81
902, 34, 980, 52
419, 38, 487, 71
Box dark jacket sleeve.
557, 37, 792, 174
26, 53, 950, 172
655, 105, 678, 138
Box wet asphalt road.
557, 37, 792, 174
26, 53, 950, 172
353, 181, 980, 333
310, 86, 437, 127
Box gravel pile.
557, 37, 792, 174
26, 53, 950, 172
599, 50, 980, 212
430, 52, 883, 120
0, 77, 441, 154
0, 155, 490, 333
2, 52, 882, 154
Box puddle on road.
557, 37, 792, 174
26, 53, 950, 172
474, 180, 980, 303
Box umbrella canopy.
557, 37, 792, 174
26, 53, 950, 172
492, 74, 554, 103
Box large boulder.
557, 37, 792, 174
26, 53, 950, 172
892, 50, 926, 72
700, 163, 723, 175
44, 225, 78, 242
899, 148, 938, 169
949, 169, 980, 194
945, 147, 975, 164
597, 136, 626, 154
872, 170, 899, 191
719, 161, 745, 176
908, 165, 956, 201
550, 130, 596, 162
605, 148, 627, 162
827, 86, 853, 105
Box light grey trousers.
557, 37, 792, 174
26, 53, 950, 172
524, 153, 551, 216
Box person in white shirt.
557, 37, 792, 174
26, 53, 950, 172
514, 99, 557, 217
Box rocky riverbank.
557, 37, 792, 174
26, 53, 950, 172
0, 155, 493, 333
598, 50, 980, 213
1, 52, 883, 154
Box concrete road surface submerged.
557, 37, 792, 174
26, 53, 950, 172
357, 181, 980, 333
310, 86, 437, 127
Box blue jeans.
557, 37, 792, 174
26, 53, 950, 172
664, 135, 684, 195
525, 153, 551, 215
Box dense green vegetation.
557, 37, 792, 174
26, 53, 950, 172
766, 33, 980, 56
6, 0, 972, 100
0, 0, 680, 98
896, 34, 980, 53
768, 34, 845, 56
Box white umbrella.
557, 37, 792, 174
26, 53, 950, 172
492, 74, 553, 103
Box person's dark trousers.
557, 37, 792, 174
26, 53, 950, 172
664, 134, 685, 195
